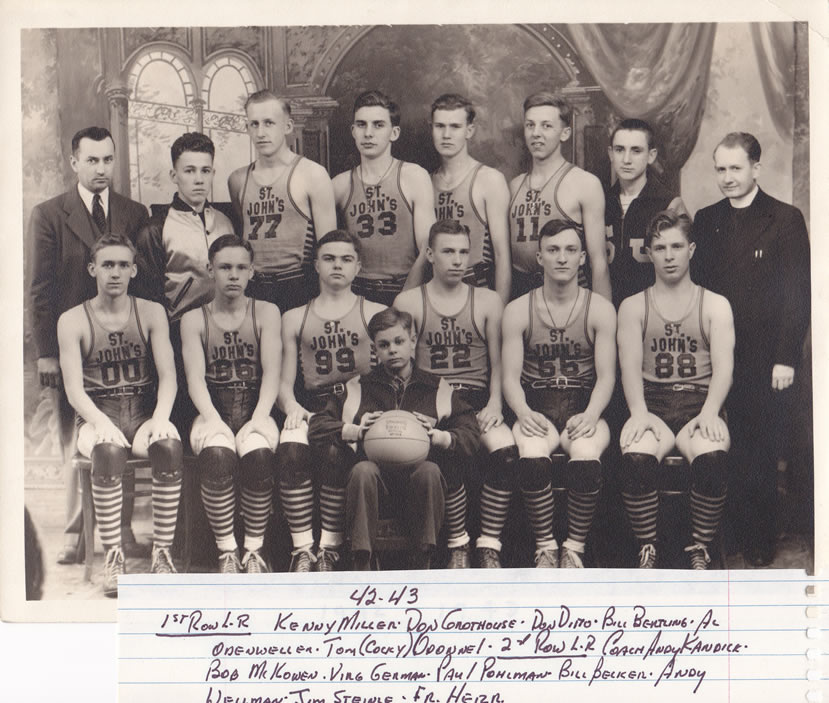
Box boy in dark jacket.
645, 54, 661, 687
308, 307, 480, 570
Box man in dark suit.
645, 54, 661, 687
29, 126, 150, 564
691, 132, 810, 567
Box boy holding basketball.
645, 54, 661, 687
502, 219, 616, 568
308, 307, 480, 570
394, 218, 512, 568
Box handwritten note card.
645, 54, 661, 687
119, 570, 822, 703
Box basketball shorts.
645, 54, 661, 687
352, 275, 407, 307
454, 386, 517, 426
643, 381, 726, 436
208, 384, 260, 434
247, 268, 317, 313
525, 386, 592, 431
298, 383, 348, 415
76, 391, 154, 444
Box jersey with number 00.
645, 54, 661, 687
238, 156, 315, 275
415, 284, 489, 390
202, 299, 261, 392
521, 287, 595, 386
432, 163, 494, 275
342, 159, 416, 279
82, 296, 154, 395
642, 285, 711, 385
298, 296, 374, 392
509, 162, 579, 274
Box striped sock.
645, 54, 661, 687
152, 478, 182, 549
320, 484, 345, 544
522, 484, 555, 548
241, 485, 272, 553
690, 489, 727, 547
201, 483, 237, 553
445, 485, 469, 548
280, 479, 314, 546
566, 488, 600, 550
92, 481, 122, 550
622, 491, 659, 544
477, 483, 511, 550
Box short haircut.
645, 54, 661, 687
523, 92, 572, 126
170, 132, 215, 167
428, 219, 470, 250
316, 229, 362, 258
353, 90, 400, 127
610, 118, 655, 149
538, 219, 584, 250
714, 132, 762, 163
368, 307, 413, 340
430, 93, 476, 124
208, 234, 254, 263
244, 89, 292, 117
91, 232, 137, 261
645, 209, 694, 249
71, 127, 113, 155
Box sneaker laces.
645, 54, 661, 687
318, 548, 340, 564
242, 550, 267, 573
561, 548, 584, 568
291, 546, 318, 567
638, 543, 657, 568
684, 543, 711, 565
218, 551, 240, 573
152, 547, 176, 574
534, 547, 558, 565
105, 545, 124, 571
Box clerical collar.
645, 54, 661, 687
77, 183, 109, 217
728, 184, 759, 210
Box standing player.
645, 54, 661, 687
509, 93, 610, 302
394, 219, 512, 568
180, 235, 281, 574
618, 211, 734, 569
276, 230, 385, 572
333, 90, 435, 306
501, 220, 616, 568
430, 94, 512, 304
228, 90, 337, 310
57, 234, 183, 596
605, 119, 687, 308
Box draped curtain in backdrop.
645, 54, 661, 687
750, 22, 795, 139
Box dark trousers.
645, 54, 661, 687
346, 460, 445, 553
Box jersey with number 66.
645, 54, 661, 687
641, 285, 711, 386
203, 299, 261, 392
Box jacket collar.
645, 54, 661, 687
367, 362, 438, 389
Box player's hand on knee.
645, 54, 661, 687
517, 410, 549, 438
284, 403, 311, 431
201, 417, 235, 446
771, 364, 795, 391
238, 413, 278, 448
621, 412, 659, 449
147, 417, 180, 444
566, 411, 598, 440
412, 411, 436, 432
477, 402, 503, 434
37, 357, 61, 389
688, 412, 727, 443
93, 417, 130, 448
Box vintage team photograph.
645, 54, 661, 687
19, 21, 814, 604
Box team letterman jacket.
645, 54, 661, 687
308, 364, 481, 462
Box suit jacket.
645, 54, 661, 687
29, 187, 149, 359
691, 187, 810, 374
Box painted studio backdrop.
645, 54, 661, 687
21, 22, 812, 542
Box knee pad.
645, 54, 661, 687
620, 452, 659, 495
275, 442, 313, 486
566, 459, 603, 493
239, 448, 275, 492
318, 443, 355, 488
485, 446, 519, 491
149, 438, 184, 484
518, 456, 552, 492
91, 442, 127, 487
691, 450, 728, 497
198, 446, 237, 491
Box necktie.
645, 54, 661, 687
92, 193, 107, 234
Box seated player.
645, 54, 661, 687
617, 210, 734, 569
394, 219, 513, 568
502, 220, 616, 568
308, 308, 480, 570
57, 233, 183, 596
276, 229, 385, 572
180, 235, 281, 574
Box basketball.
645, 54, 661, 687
362, 410, 431, 468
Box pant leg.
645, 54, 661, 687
59, 389, 82, 540
346, 461, 381, 553
405, 461, 446, 549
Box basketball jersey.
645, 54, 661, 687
642, 285, 711, 386
509, 162, 579, 274
415, 284, 489, 390
341, 159, 416, 279
82, 297, 154, 395
298, 296, 374, 392
521, 287, 595, 386
238, 156, 315, 275
432, 163, 493, 274
202, 299, 261, 392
